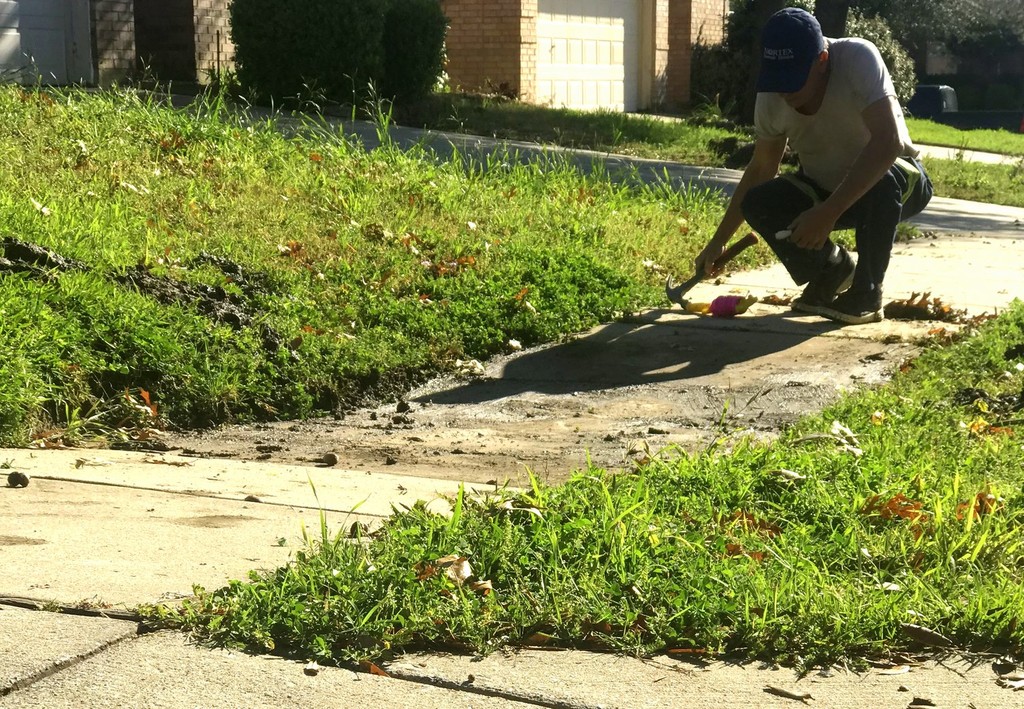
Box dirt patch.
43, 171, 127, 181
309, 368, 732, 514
163, 309, 931, 487
0, 240, 946, 488
176, 515, 260, 529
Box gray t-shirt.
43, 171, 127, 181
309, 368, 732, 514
754, 37, 918, 192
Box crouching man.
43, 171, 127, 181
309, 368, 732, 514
696, 8, 932, 324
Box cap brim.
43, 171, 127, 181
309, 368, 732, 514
757, 63, 812, 93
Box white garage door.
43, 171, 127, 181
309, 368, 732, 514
536, 0, 642, 112
0, 0, 92, 84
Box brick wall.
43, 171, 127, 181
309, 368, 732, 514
440, 0, 527, 98
194, 0, 235, 80
665, 0, 725, 109
91, 0, 135, 84
690, 0, 726, 45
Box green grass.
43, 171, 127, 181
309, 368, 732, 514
0, 85, 756, 445
162, 303, 1024, 668
906, 118, 1024, 157
922, 156, 1024, 209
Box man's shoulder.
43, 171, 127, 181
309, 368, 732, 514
829, 37, 883, 62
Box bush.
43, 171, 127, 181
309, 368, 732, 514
230, 0, 387, 105
690, 43, 746, 113
845, 10, 916, 106
382, 0, 448, 102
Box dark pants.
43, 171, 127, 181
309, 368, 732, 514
740, 158, 933, 296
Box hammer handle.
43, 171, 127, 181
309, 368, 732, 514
709, 232, 759, 274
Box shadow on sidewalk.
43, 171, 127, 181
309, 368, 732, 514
421, 311, 841, 405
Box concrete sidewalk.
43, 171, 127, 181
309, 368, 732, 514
3, 117, 1024, 706
5, 446, 1023, 708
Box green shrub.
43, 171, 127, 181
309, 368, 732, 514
690, 43, 746, 112
382, 0, 448, 102
845, 10, 916, 106
229, 0, 387, 104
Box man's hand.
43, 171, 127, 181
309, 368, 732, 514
788, 203, 839, 250
694, 241, 727, 276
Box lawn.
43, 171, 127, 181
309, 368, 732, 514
906, 117, 1024, 157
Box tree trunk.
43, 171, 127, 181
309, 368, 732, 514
741, 0, 787, 124
814, 0, 850, 38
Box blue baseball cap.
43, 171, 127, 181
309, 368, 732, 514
757, 8, 825, 93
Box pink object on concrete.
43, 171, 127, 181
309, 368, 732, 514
709, 295, 744, 317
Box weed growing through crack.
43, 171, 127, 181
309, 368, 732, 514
166, 303, 1024, 668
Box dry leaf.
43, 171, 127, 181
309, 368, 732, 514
414, 561, 438, 581
863, 494, 928, 525
359, 660, 390, 677
139, 389, 158, 418
445, 558, 472, 586
468, 579, 493, 594
728, 510, 781, 537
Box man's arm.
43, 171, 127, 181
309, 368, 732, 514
696, 136, 787, 274
788, 96, 903, 250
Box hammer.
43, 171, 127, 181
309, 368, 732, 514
665, 232, 759, 307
